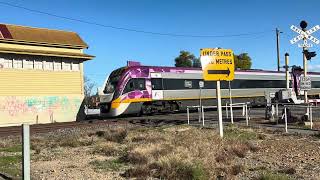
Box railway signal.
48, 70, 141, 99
290, 20, 319, 104
303, 50, 317, 60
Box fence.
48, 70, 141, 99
186, 102, 250, 127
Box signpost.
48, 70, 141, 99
300, 76, 311, 91
200, 48, 235, 137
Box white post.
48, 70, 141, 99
284, 107, 288, 133
310, 106, 313, 129
245, 104, 248, 126
226, 103, 229, 119
198, 107, 201, 123
285, 53, 290, 89
276, 103, 279, 124
217, 81, 223, 138
22, 124, 30, 180
187, 107, 190, 125
229, 81, 234, 124
202, 106, 205, 126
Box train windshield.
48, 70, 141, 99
104, 67, 125, 93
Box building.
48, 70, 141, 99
0, 23, 94, 126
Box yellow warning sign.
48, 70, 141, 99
200, 48, 234, 81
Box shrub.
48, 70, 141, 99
259, 172, 289, 180
92, 143, 119, 156
230, 164, 245, 175
95, 128, 128, 143
90, 159, 124, 171
231, 143, 249, 158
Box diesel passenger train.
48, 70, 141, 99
98, 62, 320, 117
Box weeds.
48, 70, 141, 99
94, 128, 127, 143
0, 145, 22, 153
90, 159, 125, 171
259, 171, 290, 180
92, 142, 120, 156
0, 155, 21, 178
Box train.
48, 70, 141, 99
97, 61, 320, 117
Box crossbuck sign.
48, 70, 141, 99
290, 25, 320, 48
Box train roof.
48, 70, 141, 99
125, 65, 320, 75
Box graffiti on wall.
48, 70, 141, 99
0, 96, 82, 117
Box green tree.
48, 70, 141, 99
174, 51, 195, 67
193, 58, 201, 68
234, 53, 252, 70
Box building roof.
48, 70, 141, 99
0, 24, 88, 48
0, 47, 94, 60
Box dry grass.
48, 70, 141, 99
94, 128, 127, 143
92, 142, 121, 156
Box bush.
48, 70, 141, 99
92, 143, 119, 156
95, 128, 127, 143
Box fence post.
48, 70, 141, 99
284, 107, 288, 133
245, 104, 248, 126
187, 107, 190, 125
276, 103, 279, 121
22, 124, 30, 180
226, 103, 229, 119
198, 107, 201, 122
310, 106, 313, 129
202, 106, 205, 126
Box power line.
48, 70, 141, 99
0, 1, 273, 38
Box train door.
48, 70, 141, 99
151, 73, 164, 100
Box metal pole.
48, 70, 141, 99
198, 107, 201, 123
226, 103, 228, 119
199, 86, 202, 122
202, 106, 205, 126
22, 124, 30, 180
285, 53, 290, 89
245, 104, 248, 126
276, 103, 279, 124
284, 107, 288, 133
187, 107, 190, 125
310, 106, 313, 129
229, 81, 234, 124
276, 28, 281, 71
217, 81, 223, 138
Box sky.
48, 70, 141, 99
0, 0, 320, 89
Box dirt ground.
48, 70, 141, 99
0, 123, 320, 180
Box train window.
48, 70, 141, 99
184, 80, 192, 88
151, 78, 163, 90
136, 79, 146, 90
123, 78, 146, 94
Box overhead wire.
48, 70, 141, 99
0, 1, 274, 38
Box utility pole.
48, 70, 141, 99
276, 28, 281, 71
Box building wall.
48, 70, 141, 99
0, 54, 84, 126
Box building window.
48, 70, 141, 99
63, 61, 71, 71
3, 59, 13, 68
24, 59, 34, 69
44, 60, 54, 70
13, 59, 23, 69
34, 60, 43, 70
71, 61, 80, 71
54, 60, 62, 71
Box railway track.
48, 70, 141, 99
0, 119, 128, 137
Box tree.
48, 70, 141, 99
174, 51, 195, 67
234, 53, 252, 70
192, 58, 201, 68
84, 76, 96, 107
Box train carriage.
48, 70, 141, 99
98, 62, 320, 117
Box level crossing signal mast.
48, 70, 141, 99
290, 20, 319, 103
